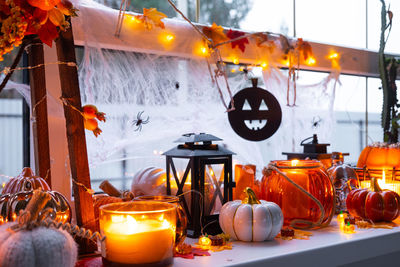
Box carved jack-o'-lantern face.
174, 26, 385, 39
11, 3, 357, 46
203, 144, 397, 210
228, 83, 282, 141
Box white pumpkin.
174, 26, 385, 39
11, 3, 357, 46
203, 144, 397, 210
131, 167, 170, 196
219, 187, 283, 241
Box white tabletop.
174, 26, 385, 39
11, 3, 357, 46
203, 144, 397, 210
173, 218, 400, 267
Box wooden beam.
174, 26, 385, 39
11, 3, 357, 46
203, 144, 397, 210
27, 38, 52, 186
56, 22, 96, 254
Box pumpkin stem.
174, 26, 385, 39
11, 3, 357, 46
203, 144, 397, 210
100, 180, 122, 197
371, 177, 383, 192
17, 190, 51, 228
242, 187, 261, 205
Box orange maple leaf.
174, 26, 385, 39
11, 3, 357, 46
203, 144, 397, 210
202, 23, 228, 44
135, 8, 167, 30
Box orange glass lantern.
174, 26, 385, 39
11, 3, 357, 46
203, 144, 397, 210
100, 202, 176, 267
261, 160, 335, 228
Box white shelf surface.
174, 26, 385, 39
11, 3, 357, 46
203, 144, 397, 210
173, 218, 400, 267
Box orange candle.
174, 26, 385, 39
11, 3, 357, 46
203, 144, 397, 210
100, 202, 176, 266
234, 164, 255, 200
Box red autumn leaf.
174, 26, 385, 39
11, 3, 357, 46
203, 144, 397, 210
37, 20, 58, 47
227, 29, 249, 53
33, 7, 48, 25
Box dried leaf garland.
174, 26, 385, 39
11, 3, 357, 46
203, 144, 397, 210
297, 38, 313, 61
135, 8, 167, 30
227, 29, 249, 52
253, 32, 275, 52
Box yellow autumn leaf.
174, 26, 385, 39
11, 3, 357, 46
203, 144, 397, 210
136, 8, 168, 30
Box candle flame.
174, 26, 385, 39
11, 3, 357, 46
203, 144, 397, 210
377, 169, 391, 190
291, 159, 299, 167
107, 214, 172, 235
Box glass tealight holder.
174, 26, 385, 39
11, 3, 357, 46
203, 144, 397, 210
134, 195, 187, 250
100, 201, 176, 267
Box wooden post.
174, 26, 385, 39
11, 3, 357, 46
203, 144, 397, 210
27, 38, 52, 186
56, 23, 96, 254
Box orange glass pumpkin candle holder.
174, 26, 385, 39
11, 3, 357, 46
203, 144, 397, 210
100, 202, 176, 267
357, 143, 400, 195
261, 160, 335, 228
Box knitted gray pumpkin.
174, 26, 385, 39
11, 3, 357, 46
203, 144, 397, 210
0, 222, 77, 267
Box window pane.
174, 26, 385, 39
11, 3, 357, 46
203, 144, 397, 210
331, 75, 367, 164
0, 99, 23, 178
296, 0, 366, 48
0, 51, 25, 180
367, 77, 383, 145
367, 0, 400, 53
240, 0, 294, 35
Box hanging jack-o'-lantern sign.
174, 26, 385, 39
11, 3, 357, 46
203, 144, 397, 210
228, 78, 282, 141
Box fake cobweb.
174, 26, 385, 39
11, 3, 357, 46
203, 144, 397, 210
78, 50, 339, 186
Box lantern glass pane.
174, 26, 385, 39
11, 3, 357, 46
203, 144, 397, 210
168, 158, 192, 214
204, 164, 225, 216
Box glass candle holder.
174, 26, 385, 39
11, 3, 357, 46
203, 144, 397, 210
100, 201, 177, 267
262, 160, 335, 228
134, 195, 187, 250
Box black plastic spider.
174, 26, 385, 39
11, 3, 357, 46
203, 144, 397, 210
132, 111, 149, 131
311, 116, 322, 129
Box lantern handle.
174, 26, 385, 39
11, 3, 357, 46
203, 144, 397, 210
300, 134, 318, 145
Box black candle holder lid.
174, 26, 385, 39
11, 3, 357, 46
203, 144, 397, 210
301, 134, 330, 154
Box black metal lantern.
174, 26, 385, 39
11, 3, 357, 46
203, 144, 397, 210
163, 133, 235, 237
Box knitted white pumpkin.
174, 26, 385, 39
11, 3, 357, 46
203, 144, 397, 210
0, 190, 78, 267
0, 222, 77, 267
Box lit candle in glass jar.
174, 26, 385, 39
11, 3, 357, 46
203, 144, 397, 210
100, 202, 176, 267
